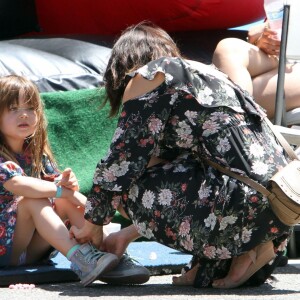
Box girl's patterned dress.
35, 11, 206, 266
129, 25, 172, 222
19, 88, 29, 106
85, 57, 291, 286
0, 152, 58, 267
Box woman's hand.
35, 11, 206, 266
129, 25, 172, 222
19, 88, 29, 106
70, 220, 103, 249
101, 224, 141, 258
101, 231, 130, 258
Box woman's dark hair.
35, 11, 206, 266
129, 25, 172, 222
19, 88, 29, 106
103, 21, 182, 117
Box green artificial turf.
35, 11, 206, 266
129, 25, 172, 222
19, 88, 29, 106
42, 87, 117, 195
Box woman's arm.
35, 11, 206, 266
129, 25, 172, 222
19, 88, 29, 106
69, 220, 103, 249
125, 73, 167, 168
123, 72, 165, 102
84, 70, 176, 226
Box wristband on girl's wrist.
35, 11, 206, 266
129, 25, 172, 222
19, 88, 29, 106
55, 185, 62, 198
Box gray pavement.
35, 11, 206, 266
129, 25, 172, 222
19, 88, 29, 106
2, 261, 300, 300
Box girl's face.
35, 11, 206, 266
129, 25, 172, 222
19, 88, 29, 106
0, 91, 38, 153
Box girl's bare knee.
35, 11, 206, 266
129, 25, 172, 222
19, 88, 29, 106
214, 38, 243, 58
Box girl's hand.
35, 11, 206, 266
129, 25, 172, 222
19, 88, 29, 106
57, 168, 79, 191
255, 26, 281, 56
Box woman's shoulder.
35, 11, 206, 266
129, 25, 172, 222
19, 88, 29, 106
130, 57, 187, 80
123, 57, 222, 103
137, 57, 229, 84
123, 57, 183, 103
123, 71, 165, 103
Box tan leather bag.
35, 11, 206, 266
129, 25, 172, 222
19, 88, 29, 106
205, 118, 300, 227
268, 160, 300, 226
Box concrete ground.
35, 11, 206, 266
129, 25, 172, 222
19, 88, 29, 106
2, 260, 300, 300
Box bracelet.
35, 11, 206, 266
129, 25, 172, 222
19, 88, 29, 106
247, 33, 263, 46
55, 186, 62, 198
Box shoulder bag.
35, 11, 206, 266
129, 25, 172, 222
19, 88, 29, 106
205, 118, 300, 227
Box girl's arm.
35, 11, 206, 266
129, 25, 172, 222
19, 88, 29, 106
3, 175, 86, 207
247, 21, 281, 55
247, 22, 266, 45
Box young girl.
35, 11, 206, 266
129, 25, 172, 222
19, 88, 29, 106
0, 75, 119, 286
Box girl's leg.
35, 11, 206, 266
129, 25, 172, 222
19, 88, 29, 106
25, 231, 54, 264
55, 197, 117, 242
54, 197, 85, 229
12, 197, 119, 286
212, 38, 278, 95
253, 62, 300, 118
24, 197, 86, 264
11, 197, 78, 265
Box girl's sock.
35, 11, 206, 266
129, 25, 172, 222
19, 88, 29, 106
66, 245, 80, 260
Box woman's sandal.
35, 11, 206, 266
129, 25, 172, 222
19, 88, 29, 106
212, 240, 275, 289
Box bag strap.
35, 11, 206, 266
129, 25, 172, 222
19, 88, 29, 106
264, 117, 298, 160
204, 117, 298, 197
204, 159, 271, 197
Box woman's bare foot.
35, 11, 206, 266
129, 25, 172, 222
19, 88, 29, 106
212, 251, 254, 288
212, 241, 275, 289
172, 263, 200, 286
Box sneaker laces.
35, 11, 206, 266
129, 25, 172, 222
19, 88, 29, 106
122, 253, 142, 266
85, 243, 106, 263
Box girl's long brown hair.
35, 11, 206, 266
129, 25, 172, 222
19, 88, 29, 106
0, 75, 57, 177
104, 21, 182, 117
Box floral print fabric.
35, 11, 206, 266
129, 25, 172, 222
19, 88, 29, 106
85, 57, 291, 268
0, 153, 58, 267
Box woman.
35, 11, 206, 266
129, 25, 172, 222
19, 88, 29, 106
212, 21, 300, 119
71, 22, 291, 288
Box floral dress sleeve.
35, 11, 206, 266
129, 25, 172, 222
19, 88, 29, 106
85, 75, 176, 225
0, 161, 23, 186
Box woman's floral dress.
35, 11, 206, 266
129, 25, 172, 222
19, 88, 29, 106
85, 57, 291, 286
0, 153, 58, 267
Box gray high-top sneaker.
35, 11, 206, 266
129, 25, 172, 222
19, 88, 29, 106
98, 253, 150, 285
70, 243, 119, 286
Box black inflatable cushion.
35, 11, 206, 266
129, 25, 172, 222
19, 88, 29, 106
0, 38, 111, 92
